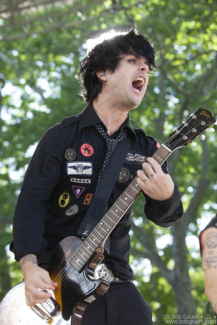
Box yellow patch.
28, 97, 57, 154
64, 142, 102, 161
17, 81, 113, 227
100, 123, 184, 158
59, 191, 71, 208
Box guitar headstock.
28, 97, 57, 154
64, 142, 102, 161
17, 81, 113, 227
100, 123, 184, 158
164, 108, 216, 151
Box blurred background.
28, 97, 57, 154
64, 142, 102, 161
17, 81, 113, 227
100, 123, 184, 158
0, 0, 217, 323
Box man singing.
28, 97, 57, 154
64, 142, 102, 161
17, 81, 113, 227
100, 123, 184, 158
10, 28, 183, 325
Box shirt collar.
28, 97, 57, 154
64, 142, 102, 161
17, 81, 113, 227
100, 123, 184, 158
78, 103, 136, 140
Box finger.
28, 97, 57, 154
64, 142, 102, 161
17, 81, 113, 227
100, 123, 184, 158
26, 288, 52, 306
146, 157, 162, 173
40, 270, 58, 289
137, 170, 149, 182
28, 275, 57, 291
38, 278, 58, 291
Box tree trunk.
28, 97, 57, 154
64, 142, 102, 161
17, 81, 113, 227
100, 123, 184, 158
171, 219, 196, 318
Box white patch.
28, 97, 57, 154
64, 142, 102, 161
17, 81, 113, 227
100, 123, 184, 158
70, 178, 91, 184
126, 153, 146, 162
67, 162, 93, 175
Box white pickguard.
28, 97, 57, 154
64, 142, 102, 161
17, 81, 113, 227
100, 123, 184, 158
0, 281, 71, 325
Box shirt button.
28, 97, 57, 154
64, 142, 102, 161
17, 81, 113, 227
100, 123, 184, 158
130, 175, 134, 179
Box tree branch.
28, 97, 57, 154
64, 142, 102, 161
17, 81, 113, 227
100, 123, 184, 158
130, 247, 174, 285
131, 220, 174, 285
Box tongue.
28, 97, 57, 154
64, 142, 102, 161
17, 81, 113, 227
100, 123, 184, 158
132, 80, 142, 89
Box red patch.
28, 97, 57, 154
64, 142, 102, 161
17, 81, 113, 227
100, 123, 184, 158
156, 142, 160, 148
80, 143, 94, 157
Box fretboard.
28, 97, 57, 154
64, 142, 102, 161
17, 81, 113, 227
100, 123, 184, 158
70, 144, 171, 272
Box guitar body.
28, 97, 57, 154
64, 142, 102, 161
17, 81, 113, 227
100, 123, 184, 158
0, 236, 110, 325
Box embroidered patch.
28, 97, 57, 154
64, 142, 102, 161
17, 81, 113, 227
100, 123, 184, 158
65, 205, 79, 216
67, 162, 93, 175
72, 185, 85, 198
65, 149, 76, 161
80, 143, 94, 157
117, 167, 130, 182
70, 178, 91, 184
59, 192, 71, 208
156, 142, 160, 148
126, 153, 146, 162
83, 193, 93, 205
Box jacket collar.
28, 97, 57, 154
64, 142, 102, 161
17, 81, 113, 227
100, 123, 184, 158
78, 103, 136, 140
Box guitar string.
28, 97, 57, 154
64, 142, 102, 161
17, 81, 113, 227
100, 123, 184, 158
53, 172, 153, 296
46, 116, 203, 302
47, 147, 172, 297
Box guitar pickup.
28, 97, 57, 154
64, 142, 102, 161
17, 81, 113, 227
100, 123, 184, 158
41, 293, 60, 317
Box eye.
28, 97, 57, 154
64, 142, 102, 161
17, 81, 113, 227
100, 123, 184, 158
128, 58, 136, 63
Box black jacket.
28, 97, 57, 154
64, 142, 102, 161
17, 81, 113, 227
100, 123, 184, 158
10, 104, 183, 279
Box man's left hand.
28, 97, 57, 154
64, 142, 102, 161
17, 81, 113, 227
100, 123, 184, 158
137, 157, 174, 201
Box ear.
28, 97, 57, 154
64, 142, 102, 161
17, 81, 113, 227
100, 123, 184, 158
96, 71, 107, 82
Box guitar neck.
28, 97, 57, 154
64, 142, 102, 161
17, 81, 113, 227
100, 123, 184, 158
70, 144, 171, 272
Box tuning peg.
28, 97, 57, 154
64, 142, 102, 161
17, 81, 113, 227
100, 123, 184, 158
209, 128, 215, 132
201, 134, 206, 140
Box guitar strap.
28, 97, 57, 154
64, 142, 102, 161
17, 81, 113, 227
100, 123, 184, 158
77, 135, 132, 238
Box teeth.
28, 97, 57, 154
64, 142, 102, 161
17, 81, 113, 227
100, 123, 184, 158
133, 77, 144, 84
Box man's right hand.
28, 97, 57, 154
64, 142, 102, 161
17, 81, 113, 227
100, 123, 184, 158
19, 254, 58, 306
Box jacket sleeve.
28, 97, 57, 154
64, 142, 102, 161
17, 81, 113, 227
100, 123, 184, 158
10, 127, 65, 261
144, 184, 183, 228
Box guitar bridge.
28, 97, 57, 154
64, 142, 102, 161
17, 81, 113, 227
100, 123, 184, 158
30, 305, 51, 322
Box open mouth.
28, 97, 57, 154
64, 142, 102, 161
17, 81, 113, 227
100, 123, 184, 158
132, 77, 145, 93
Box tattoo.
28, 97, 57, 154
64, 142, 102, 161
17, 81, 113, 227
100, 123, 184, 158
208, 251, 214, 255
27, 295, 31, 303
203, 255, 217, 269
19, 254, 37, 275
151, 174, 153, 177
205, 232, 217, 249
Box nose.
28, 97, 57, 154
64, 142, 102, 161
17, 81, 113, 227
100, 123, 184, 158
139, 61, 149, 73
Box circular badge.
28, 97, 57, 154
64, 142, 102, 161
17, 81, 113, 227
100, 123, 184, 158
117, 167, 130, 182
65, 205, 79, 216
65, 149, 76, 161
80, 143, 94, 157
59, 191, 71, 208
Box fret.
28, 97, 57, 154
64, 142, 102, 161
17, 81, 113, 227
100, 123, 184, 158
153, 154, 163, 162
114, 203, 124, 212
89, 231, 101, 242
97, 224, 108, 233
87, 237, 99, 246
119, 197, 130, 206
75, 254, 86, 264
79, 250, 89, 259
71, 260, 81, 269
110, 209, 120, 218
129, 184, 139, 194
124, 192, 134, 200
105, 215, 116, 224
100, 219, 111, 228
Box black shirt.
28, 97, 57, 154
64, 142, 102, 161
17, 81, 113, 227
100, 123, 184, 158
10, 103, 183, 280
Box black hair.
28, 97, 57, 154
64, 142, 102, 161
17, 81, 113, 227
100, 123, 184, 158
79, 27, 157, 103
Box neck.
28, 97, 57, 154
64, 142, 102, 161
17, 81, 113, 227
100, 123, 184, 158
92, 97, 129, 136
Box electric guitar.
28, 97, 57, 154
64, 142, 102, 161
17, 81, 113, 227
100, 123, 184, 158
0, 108, 215, 325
